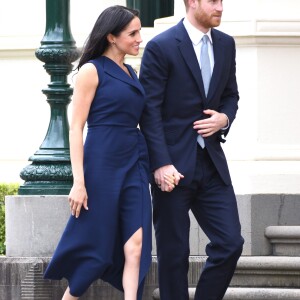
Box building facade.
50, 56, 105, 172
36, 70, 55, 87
1, 0, 300, 198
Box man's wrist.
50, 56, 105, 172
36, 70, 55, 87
221, 113, 229, 130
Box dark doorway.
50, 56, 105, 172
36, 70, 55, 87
127, 0, 174, 27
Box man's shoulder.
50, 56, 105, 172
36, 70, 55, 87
212, 28, 235, 43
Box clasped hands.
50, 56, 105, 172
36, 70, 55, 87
154, 165, 184, 192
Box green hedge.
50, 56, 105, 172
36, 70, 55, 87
0, 183, 19, 255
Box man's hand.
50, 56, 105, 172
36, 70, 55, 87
193, 109, 228, 137
154, 165, 184, 192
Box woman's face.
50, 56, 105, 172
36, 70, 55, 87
113, 17, 142, 56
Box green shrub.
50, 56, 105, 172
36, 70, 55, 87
0, 183, 19, 255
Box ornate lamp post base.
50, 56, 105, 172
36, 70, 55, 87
19, 162, 72, 195
18, 0, 80, 195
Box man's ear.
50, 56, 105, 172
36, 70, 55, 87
188, 0, 197, 9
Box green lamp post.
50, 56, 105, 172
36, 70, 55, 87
18, 0, 80, 195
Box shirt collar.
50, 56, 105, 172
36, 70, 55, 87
183, 17, 212, 46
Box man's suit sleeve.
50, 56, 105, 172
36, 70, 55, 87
139, 39, 173, 171
219, 37, 239, 137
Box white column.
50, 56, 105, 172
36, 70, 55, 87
217, 0, 300, 194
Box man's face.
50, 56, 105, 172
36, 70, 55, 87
194, 0, 223, 31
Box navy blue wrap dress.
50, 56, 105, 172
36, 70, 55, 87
44, 56, 152, 298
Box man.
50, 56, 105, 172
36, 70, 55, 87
139, 0, 244, 299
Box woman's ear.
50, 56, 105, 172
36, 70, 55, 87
107, 33, 115, 45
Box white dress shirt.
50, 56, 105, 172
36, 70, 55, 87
183, 17, 214, 75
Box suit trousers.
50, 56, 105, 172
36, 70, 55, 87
152, 146, 244, 300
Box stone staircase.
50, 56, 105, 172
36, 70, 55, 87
1, 226, 299, 299
153, 226, 300, 300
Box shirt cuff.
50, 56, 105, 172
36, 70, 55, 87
221, 114, 229, 130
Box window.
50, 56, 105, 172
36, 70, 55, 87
127, 0, 174, 27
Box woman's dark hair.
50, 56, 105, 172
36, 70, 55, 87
76, 5, 139, 71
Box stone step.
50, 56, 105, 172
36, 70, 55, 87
172, 256, 300, 288
153, 287, 300, 300
224, 288, 300, 300
1, 256, 300, 299
265, 226, 300, 256
231, 256, 300, 287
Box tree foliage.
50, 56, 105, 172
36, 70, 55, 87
0, 183, 19, 255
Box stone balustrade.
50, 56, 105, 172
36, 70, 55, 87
265, 226, 300, 256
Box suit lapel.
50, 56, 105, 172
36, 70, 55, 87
176, 21, 206, 101
207, 29, 224, 100
103, 57, 145, 95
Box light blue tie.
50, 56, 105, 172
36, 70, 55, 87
201, 34, 211, 96
197, 35, 211, 148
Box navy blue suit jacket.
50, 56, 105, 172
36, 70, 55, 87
140, 20, 239, 186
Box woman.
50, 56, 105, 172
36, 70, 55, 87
44, 5, 174, 300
